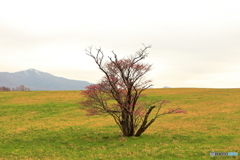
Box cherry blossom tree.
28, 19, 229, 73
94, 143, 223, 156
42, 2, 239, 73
80, 45, 180, 137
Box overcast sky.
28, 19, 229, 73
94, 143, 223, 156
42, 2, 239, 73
1, 0, 240, 88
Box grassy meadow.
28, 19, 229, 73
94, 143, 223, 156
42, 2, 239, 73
0, 88, 239, 159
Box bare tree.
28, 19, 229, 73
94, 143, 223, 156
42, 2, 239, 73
13, 85, 31, 91
80, 45, 181, 137
0, 86, 11, 91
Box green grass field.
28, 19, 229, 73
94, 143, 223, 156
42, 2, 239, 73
0, 88, 239, 159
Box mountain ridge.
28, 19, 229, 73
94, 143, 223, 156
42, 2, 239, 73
0, 69, 91, 91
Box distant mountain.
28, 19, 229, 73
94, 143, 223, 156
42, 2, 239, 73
163, 86, 170, 88
0, 69, 91, 91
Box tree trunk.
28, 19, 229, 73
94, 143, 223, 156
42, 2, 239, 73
134, 119, 155, 137
120, 111, 136, 137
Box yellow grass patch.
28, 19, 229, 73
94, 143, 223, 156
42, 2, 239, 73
0, 91, 83, 105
